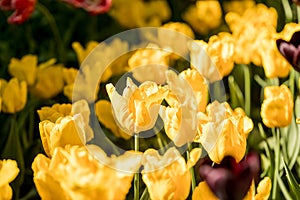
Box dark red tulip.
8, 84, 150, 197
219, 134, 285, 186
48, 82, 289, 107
0, 0, 36, 24
61, 0, 112, 15
276, 31, 300, 72
199, 152, 260, 200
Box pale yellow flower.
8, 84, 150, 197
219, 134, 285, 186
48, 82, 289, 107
95, 100, 131, 140
159, 70, 198, 146
193, 177, 271, 200
32, 145, 142, 200
189, 32, 234, 82
128, 44, 170, 84
106, 77, 168, 135
261, 85, 293, 128
8, 54, 37, 86
195, 101, 253, 163
72, 41, 99, 65
109, 0, 170, 28
182, 1, 222, 35
156, 22, 195, 59
0, 78, 27, 113
38, 100, 93, 156
142, 147, 202, 200
0, 159, 20, 200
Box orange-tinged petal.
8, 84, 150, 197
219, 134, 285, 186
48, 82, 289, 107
261, 85, 293, 128
192, 182, 219, 200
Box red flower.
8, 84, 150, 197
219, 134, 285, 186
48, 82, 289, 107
276, 31, 300, 72
61, 0, 112, 15
0, 0, 36, 24
198, 152, 260, 200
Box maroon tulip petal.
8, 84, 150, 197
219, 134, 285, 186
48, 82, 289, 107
277, 31, 300, 72
289, 31, 300, 47
199, 153, 260, 200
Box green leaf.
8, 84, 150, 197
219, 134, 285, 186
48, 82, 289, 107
282, 158, 300, 200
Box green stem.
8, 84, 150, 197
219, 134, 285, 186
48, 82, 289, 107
290, 68, 295, 97
272, 128, 280, 199
297, 6, 300, 23
282, 0, 293, 23
187, 144, 196, 192
243, 65, 251, 116
134, 134, 139, 200
36, 3, 65, 62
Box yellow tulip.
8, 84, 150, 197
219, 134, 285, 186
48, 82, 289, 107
225, 4, 278, 66
192, 182, 218, 200
161, 22, 195, 39
142, 147, 202, 200
37, 103, 72, 123
182, 1, 222, 35
261, 85, 293, 128
159, 70, 198, 146
193, 177, 271, 200
30, 63, 64, 99
0, 78, 27, 114
8, 54, 37, 86
189, 33, 235, 82
38, 100, 94, 156
260, 36, 291, 78
109, 0, 170, 28
223, 0, 255, 15
128, 44, 170, 84
72, 41, 99, 64
0, 159, 20, 200
32, 145, 142, 200
196, 101, 253, 163
95, 100, 131, 140
106, 77, 168, 135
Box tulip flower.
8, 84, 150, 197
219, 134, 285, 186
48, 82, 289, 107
106, 77, 168, 135
159, 70, 198, 146
95, 100, 131, 140
196, 101, 253, 163
261, 84, 293, 128
142, 147, 202, 200
8, 56, 65, 99
276, 31, 300, 72
32, 145, 142, 200
0, 159, 20, 200
182, 1, 222, 35
0, 0, 36, 24
38, 100, 93, 156
127, 44, 170, 84
0, 78, 27, 113
61, 0, 112, 15
198, 153, 261, 200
